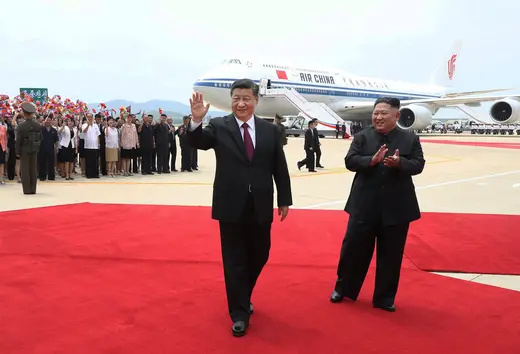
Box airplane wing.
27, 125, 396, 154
443, 88, 513, 97
336, 93, 520, 114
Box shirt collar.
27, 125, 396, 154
235, 115, 255, 131
375, 125, 398, 141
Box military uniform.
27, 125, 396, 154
15, 102, 42, 195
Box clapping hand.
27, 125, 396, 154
370, 144, 388, 166
384, 149, 400, 168
189, 92, 210, 124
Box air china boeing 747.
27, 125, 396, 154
193, 42, 520, 131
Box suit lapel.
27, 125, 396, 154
225, 114, 248, 162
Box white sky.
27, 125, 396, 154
1, 0, 519, 113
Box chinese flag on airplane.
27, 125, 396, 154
276, 70, 288, 80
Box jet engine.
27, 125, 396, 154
397, 104, 433, 131
489, 97, 520, 124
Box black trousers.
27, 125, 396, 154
38, 150, 55, 180
84, 149, 99, 178
99, 140, 107, 175
315, 146, 321, 166
169, 147, 177, 171
141, 148, 153, 174
152, 148, 157, 171
334, 217, 409, 306
191, 148, 198, 169
132, 154, 139, 173
7, 146, 16, 180
299, 149, 315, 170
218, 195, 271, 323
181, 146, 192, 171
156, 145, 170, 173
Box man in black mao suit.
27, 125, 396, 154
296, 120, 316, 172
312, 119, 324, 168
330, 97, 425, 312
187, 79, 292, 337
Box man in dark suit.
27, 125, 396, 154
138, 114, 154, 175
154, 113, 170, 173
296, 120, 316, 172
177, 116, 192, 172
187, 79, 292, 337
330, 97, 425, 312
312, 118, 324, 168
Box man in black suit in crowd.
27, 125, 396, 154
95, 114, 108, 176
177, 116, 192, 172
330, 97, 425, 312
312, 118, 324, 168
139, 114, 154, 175
297, 120, 316, 172
187, 79, 292, 337
154, 113, 170, 173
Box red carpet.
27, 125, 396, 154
0, 204, 518, 274
422, 139, 520, 149
0, 204, 519, 353
406, 212, 520, 275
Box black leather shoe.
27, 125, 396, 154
232, 321, 247, 337
373, 303, 396, 312
330, 290, 344, 303
249, 303, 254, 314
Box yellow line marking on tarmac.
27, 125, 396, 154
1, 155, 461, 186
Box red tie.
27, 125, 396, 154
242, 122, 254, 161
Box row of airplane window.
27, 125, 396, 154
345, 77, 390, 90
221, 59, 392, 90
263, 64, 328, 75
213, 82, 404, 98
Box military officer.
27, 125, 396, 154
15, 102, 42, 195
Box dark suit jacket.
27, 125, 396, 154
344, 127, 425, 226
304, 128, 314, 151
187, 114, 292, 224
154, 123, 169, 147
313, 128, 320, 147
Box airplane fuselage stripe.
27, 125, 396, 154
195, 78, 441, 101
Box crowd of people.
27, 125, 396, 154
0, 111, 199, 184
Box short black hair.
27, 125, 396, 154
160, 113, 167, 117
147, 114, 153, 118
374, 97, 400, 109
230, 79, 259, 97
94, 113, 102, 119
183, 115, 191, 120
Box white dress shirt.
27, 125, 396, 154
82, 123, 101, 149
189, 115, 256, 147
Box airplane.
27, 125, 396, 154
193, 41, 520, 131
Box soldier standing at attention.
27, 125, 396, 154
15, 102, 42, 195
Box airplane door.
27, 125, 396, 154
259, 78, 268, 96
328, 84, 335, 104
327, 77, 337, 103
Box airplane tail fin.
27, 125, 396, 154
430, 40, 463, 88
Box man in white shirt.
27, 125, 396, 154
81, 113, 101, 179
